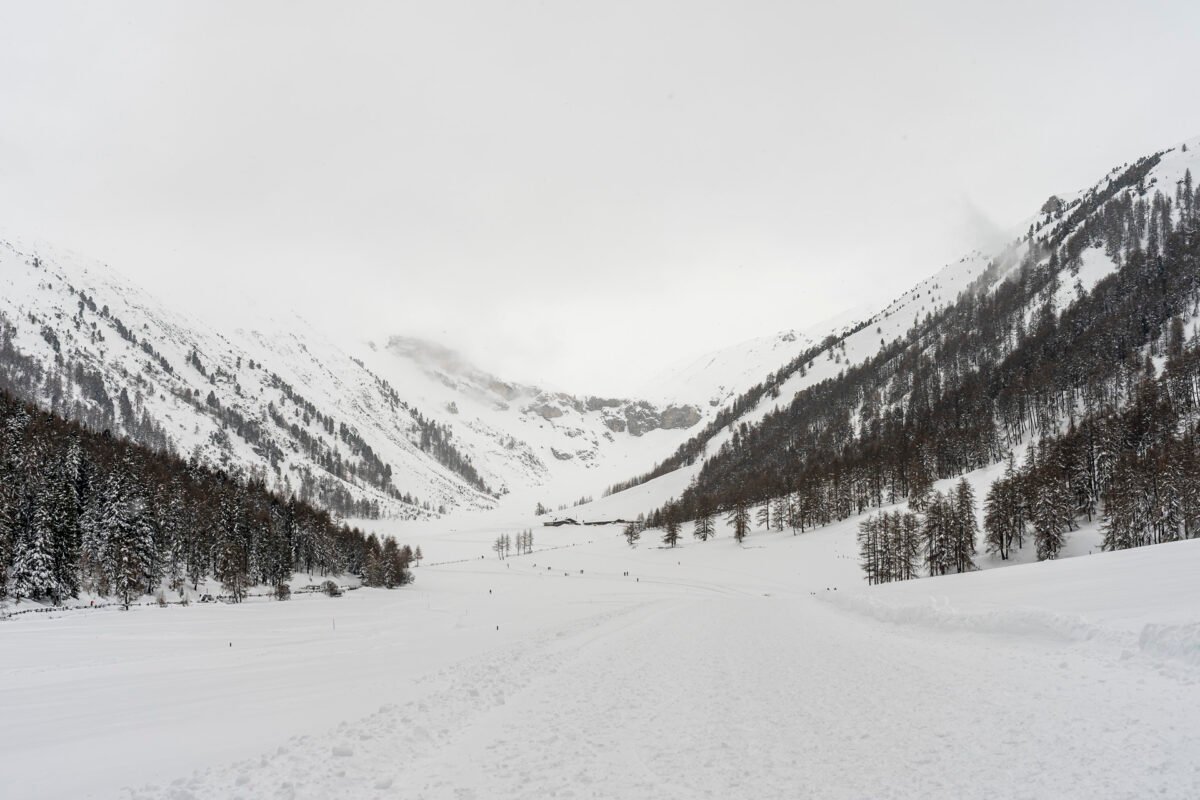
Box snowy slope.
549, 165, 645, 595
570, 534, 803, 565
0, 239, 708, 519
5, 131, 1200, 800
3, 136, 1198, 524
0, 238, 493, 517
3, 507, 1198, 799
590, 134, 1200, 516
352, 335, 704, 513
642, 303, 875, 409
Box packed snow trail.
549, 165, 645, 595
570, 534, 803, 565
4, 524, 1200, 799
121, 590, 1200, 800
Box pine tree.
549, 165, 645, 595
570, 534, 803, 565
257, 497, 292, 590
0, 488, 11, 600
908, 453, 935, 512
98, 462, 157, 608
755, 502, 771, 531
10, 480, 57, 601
785, 492, 802, 534
727, 498, 751, 543
951, 479, 978, 573
0, 387, 418, 606
693, 506, 715, 542
897, 511, 922, 581
983, 477, 1014, 560
922, 491, 952, 576
381, 537, 409, 587
1031, 481, 1066, 561
1103, 453, 1146, 550
857, 515, 882, 585
214, 482, 250, 602
770, 495, 787, 532
661, 510, 681, 548
623, 521, 641, 548
363, 534, 384, 586
50, 438, 85, 599
0, 408, 31, 599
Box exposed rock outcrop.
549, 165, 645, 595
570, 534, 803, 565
660, 404, 702, 429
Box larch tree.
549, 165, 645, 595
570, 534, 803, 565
693, 506, 715, 542
728, 498, 751, 544
755, 501, 771, 531
951, 478, 978, 573
770, 495, 787, 532
662, 510, 681, 548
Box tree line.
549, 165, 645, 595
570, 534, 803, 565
2, 258, 496, 522
639, 153, 1200, 570
0, 387, 413, 607
493, 530, 534, 559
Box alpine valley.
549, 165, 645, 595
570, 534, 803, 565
4, 134, 1200, 800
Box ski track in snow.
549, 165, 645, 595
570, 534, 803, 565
124, 598, 1200, 800
87, 533, 1200, 800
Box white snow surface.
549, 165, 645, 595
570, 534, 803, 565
609, 137, 1200, 503
5, 137, 1200, 799
0, 239, 706, 516
4, 503, 1199, 799
5, 137, 1199, 521
641, 302, 876, 409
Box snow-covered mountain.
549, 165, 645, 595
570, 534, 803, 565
640, 303, 875, 410
589, 134, 1200, 514
4, 136, 1198, 524
0, 242, 706, 518
352, 334, 706, 508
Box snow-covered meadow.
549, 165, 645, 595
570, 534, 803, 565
4, 501, 1199, 799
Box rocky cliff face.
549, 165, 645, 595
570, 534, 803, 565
352, 337, 707, 503
599, 401, 702, 436
522, 392, 701, 437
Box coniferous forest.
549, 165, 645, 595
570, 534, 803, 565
0, 296, 491, 522
641, 155, 1200, 581
0, 386, 412, 608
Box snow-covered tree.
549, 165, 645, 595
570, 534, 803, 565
214, 482, 250, 602
10, 480, 57, 601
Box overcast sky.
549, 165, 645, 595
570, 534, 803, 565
3, 1, 1200, 395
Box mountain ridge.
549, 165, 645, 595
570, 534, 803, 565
0, 240, 712, 519
4, 135, 1199, 526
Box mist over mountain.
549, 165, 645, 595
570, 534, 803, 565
2, 43, 1200, 796
5, 135, 1200, 530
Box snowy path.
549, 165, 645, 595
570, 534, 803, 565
6, 526, 1200, 799
123, 595, 1200, 800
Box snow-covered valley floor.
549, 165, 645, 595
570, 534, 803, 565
3, 515, 1200, 799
